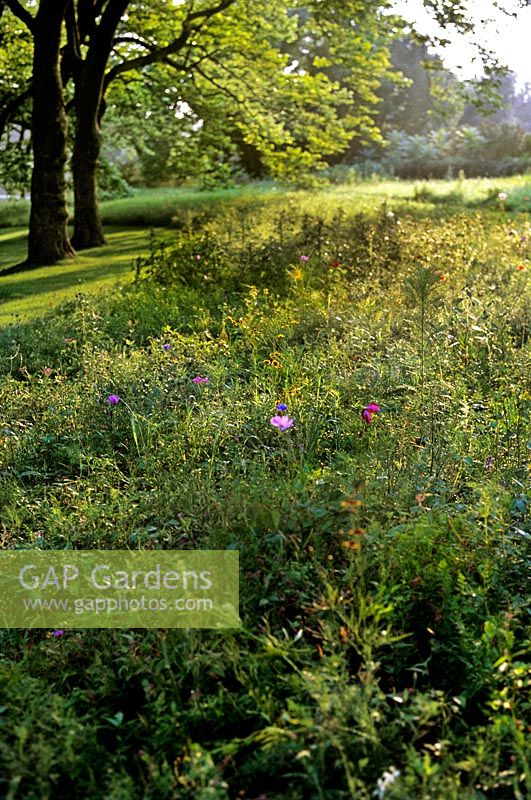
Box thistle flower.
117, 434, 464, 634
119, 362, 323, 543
270, 415, 294, 431
106, 394, 121, 406
192, 376, 208, 384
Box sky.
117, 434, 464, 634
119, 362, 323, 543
391, 0, 531, 89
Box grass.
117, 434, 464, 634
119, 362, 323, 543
1, 173, 529, 230
0, 227, 162, 325
0, 182, 529, 799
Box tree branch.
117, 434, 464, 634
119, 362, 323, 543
0, 86, 32, 138
104, 0, 237, 89
1, 0, 35, 32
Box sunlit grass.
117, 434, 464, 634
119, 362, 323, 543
0, 227, 159, 325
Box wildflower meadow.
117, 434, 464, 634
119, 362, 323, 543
0, 183, 529, 798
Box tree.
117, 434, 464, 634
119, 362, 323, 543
1, 0, 74, 266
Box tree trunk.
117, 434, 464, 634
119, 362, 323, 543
71, 0, 130, 250
71, 105, 106, 249
27, 0, 75, 266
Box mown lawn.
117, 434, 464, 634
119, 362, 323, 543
0, 227, 161, 324
0, 183, 529, 799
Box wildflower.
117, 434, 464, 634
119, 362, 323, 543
192, 376, 208, 384
270, 415, 294, 431
195, 254, 201, 261
300, 255, 309, 262
264, 351, 283, 369
374, 767, 400, 798
386, 211, 395, 219
276, 403, 288, 412
163, 343, 170, 351
516, 264, 526, 271
340, 498, 363, 510
362, 403, 381, 424
106, 394, 121, 405
435, 270, 447, 282
53, 630, 64, 638
498, 192, 507, 201
331, 260, 340, 268
293, 267, 303, 281
484, 456, 495, 471
42, 367, 52, 377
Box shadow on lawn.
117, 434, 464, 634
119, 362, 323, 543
0, 228, 156, 320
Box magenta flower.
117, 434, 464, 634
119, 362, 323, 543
270, 415, 294, 431
53, 629, 64, 637
107, 394, 121, 406
192, 376, 208, 384
300, 255, 309, 262
362, 402, 381, 424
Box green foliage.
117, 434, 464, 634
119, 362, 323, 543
378, 124, 531, 179
0, 184, 530, 797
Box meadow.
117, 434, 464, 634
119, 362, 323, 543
0, 178, 529, 799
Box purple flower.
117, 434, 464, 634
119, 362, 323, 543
163, 343, 170, 351
300, 255, 309, 262
362, 402, 381, 424
270, 415, 294, 431
276, 403, 288, 412
106, 394, 121, 406
53, 629, 64, 637
192, 376, 208, 384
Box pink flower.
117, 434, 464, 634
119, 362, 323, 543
192, 376, 208, 384
42, 367, 52, 377
300, 255, 309, 262
270, 415, 294, 431
362, 403, 381, 424
498, 192, 507, 201
106, 394, 121, 406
